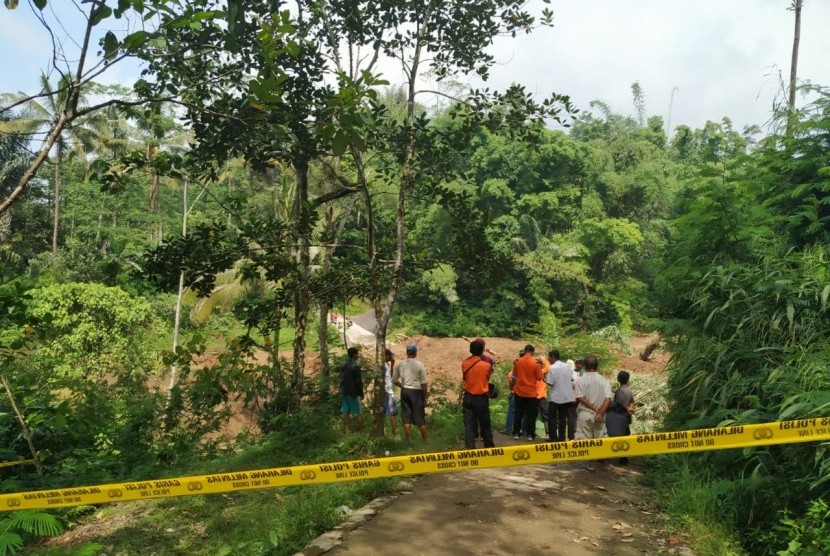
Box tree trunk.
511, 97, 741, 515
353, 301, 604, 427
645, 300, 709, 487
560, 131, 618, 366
318, 301, 331, 392
1, 375, 43, 476
148, 171, 160, 243
292, 158, 311, 402
51, 139, 63, 255
371, 34, 423, 437
788, 0, 803, 114
167, 179, 188, 400
0, 210, 11, 243
317, 204, 335, 392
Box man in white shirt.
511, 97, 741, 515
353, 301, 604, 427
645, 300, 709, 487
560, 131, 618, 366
393, 343, 429, 442
546, 349, 576, 442
574, 355, 612, 471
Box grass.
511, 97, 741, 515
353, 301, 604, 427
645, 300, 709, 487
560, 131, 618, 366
24, 403, 465, 556
645, 456, 748, 556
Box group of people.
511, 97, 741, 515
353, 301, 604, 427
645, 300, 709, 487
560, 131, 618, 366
339, 339, 635, 471
461, 339, 635, 470
338, 343, 430, 441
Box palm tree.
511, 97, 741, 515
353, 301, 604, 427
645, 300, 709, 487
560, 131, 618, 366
0, 74, 97, 254
132, 103, 190, 245
0, 112, 32, 244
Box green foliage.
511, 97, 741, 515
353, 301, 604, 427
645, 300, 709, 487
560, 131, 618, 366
28, 282, 154, 380
766, 499, 830, 556
647, 457, 747, 556
25, 402, 464, 556
0, 511, 62, 556
655, 90, 830, 554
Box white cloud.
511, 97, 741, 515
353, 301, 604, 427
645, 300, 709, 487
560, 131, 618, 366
2, 0, 828, 135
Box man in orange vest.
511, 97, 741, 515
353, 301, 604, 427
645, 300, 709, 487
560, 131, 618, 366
511, 344, 544, 441
461, 339, 495, 449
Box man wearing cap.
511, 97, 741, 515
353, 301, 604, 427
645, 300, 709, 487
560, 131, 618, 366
511, 344, 544, 441
461, 339, 495, 449
393, 343, 429, 441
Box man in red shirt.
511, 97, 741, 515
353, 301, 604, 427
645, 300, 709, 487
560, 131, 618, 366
462, 339, 495, 449
511, 344, 544, 441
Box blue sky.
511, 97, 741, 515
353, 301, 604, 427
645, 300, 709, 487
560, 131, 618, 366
1, 0, 828, 133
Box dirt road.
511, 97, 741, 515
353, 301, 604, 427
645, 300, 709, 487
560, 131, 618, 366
297, 438, 689, 556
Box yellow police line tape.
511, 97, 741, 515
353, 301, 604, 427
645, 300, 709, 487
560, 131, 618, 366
1, 418, 829, 512
0, 459, 35, 470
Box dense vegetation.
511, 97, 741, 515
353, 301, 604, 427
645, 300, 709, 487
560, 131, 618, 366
0, 1, 827, 554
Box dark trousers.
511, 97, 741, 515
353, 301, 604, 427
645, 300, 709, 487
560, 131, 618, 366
463, 393, 494, 449
548, 401, 577, 442
537, 398, 549, 435
512, 395, 538, 438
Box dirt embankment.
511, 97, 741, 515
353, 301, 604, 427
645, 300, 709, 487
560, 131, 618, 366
387, 333, 669, 388
168, 333, 669, 442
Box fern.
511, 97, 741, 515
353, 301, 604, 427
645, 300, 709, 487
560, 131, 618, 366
0, 532, 22, 556
0, 511, 63, 556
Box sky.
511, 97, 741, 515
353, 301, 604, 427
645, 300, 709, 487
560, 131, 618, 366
1, 0, 828, 135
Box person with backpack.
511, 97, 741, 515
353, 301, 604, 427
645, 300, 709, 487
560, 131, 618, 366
461, 338, 495, 449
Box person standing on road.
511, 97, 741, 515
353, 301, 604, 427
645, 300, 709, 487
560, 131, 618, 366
574, 355, 612, 471
511, 345, 543, 441
502, 350, 524, 435
462, 339, 495, 449
535, 353, 550, 439
384, 348, 398, 437
393, 343, 429, 442
606, 370, 635, 465
546, 349, 577, 442
339, 347, 364, 435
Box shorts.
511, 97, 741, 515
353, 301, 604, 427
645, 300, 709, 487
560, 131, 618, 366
575, 410, 607, 439
400, 387, 426, 426
340, 395, 362, 415
384, 392, 398, 416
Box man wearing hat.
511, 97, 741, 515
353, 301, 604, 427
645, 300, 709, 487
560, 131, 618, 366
393, 343, 429, 441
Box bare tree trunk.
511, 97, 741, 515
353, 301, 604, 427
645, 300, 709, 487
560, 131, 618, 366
1, 375, 43, 476
292, 159, 311, 402
167, 179, 188, 400
788, 0, 803, 114
95, 212, 102, 244
318, 302, 331, 391
371, 24, 425, 437
51, 139, 63, 255
318, 205, 335, 391
0, 211, 11, 243
148, 171, 159, 243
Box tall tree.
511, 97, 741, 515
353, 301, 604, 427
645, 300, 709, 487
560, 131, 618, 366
1, 74, 97, 253
788, 0, 803, 115
0, 0, 229, 218
318, 0, 572, 435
